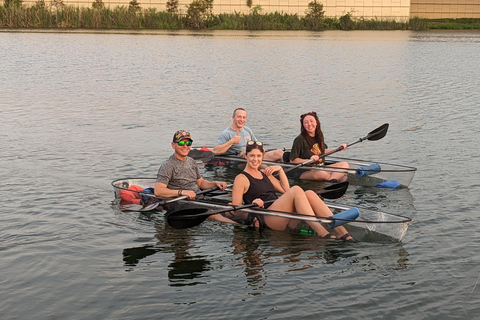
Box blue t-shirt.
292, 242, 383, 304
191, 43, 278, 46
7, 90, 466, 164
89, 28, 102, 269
215, 126, 257, 155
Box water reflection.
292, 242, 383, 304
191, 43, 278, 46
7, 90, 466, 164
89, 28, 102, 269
123, 245, 159, 266
119, 217, 213, 287
228, 225, 410, 291
231, 227, 266, 291
167, 256, 211, 286
119, 214, 409, 293
123, 243, 211, 286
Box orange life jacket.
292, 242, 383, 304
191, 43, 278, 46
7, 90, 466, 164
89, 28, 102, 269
119, 185, 144, 205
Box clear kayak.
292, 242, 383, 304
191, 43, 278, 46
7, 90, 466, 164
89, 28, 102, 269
111, 178, 412, 242
187, 148, 416, 188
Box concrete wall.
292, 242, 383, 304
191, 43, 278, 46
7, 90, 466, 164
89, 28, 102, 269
15, 0, 412, 19
10, 0, 480, 19
410, 0, 480, 18
210, 0, 411, 20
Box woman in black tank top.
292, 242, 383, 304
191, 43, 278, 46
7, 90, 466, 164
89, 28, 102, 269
230, 141, 356, 242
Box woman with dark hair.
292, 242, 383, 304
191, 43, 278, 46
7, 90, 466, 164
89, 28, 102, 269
230, 140, 356, 241
288, 111, 349, 182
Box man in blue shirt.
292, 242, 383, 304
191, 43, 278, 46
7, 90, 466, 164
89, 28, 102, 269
213, 108, 284, 162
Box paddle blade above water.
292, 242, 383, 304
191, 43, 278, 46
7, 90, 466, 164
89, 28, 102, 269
318, 181, 349, 199
366, 123, 389, 141
187, 149, 215, 162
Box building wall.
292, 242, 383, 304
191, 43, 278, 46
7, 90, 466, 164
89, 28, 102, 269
10, 0, 480, 19
410, 0, 480, 19
15, 0, 411, 20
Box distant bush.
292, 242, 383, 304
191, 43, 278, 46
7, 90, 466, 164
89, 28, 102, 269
304, 0, 324, 30
4, 2, 478, 31
339, 11, 354, 30
166, 0, 179, 13
185, 0, 213, 29
4, 0, 23, 8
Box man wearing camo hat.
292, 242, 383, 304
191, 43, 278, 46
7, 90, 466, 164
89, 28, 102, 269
155, 130, 227, 200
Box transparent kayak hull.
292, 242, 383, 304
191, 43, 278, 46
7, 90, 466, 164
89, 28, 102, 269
326, 155, 416, 188
112, 178, 412, 242
200, 153, 416, 188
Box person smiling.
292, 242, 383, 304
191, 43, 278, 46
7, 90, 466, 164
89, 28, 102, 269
230, 140, 356, 241
288, 111, 349, 182
213, 108, 284, 161
155, 130, 227, 200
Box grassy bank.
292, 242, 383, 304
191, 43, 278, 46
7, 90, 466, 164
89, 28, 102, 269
1, 1, 479, 30
425, 18, 480, 30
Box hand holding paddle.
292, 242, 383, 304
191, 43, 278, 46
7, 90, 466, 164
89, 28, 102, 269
166, 181, 350, 229
284, 123, 389, 174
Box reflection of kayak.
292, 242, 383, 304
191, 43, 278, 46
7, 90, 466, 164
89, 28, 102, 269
112, 178, 412, 242
188, 148, 417, 188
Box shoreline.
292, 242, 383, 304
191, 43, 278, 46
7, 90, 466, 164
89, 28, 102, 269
1, 3, 479, 31
1, 25, 480, 34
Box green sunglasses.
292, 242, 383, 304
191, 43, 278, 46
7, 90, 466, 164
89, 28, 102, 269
177, 140, 192, 147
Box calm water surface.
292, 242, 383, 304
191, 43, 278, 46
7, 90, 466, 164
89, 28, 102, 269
1, 29, 480, 319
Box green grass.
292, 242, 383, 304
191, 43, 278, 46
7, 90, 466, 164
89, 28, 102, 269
1, 3, 479, 30
0, 4, 186, 28
425, 18, 480, 30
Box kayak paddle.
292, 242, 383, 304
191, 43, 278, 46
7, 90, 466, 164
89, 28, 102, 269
284, 123, 389, 174
166, 203, 259, 229
166, 181, 350, 229
123, 184, 231, 213
167, 202, 359, 230
317, 181, 349, 199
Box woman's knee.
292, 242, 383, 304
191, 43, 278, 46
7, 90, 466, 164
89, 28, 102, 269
308, 169, 329, 180
290, 185, 304, 194
338, 161, 349, 169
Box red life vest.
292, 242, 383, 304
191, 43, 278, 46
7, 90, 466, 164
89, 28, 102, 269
119, 185, 144, 205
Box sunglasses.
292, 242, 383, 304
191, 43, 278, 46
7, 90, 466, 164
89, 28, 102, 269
177, 140, 192, 147
246, 141, 263, 146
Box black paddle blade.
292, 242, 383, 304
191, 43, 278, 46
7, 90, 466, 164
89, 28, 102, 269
318, 181, 349, 199
187, 149, 215, 162
366, 123, 389, 141
166, 207, 211, 229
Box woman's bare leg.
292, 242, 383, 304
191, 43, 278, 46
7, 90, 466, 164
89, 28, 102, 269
299, 161, 349, 182
326, 161, 349, 182
305, 190, 354, 240
267, 186, 333, 238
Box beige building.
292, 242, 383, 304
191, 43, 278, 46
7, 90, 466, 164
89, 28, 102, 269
13, 0, 480, 19
411, 0, 480, 19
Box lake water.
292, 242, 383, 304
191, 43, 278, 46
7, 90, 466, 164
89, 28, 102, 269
1, 29, 480, 319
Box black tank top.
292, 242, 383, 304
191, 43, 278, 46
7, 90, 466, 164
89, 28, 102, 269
240, 171, 278, 208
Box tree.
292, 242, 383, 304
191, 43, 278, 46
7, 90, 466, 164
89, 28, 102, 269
186, 0, 213, 29
304, 0, 325, 30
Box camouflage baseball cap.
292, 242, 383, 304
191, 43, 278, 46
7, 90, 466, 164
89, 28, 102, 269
173, 130, 193, 143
